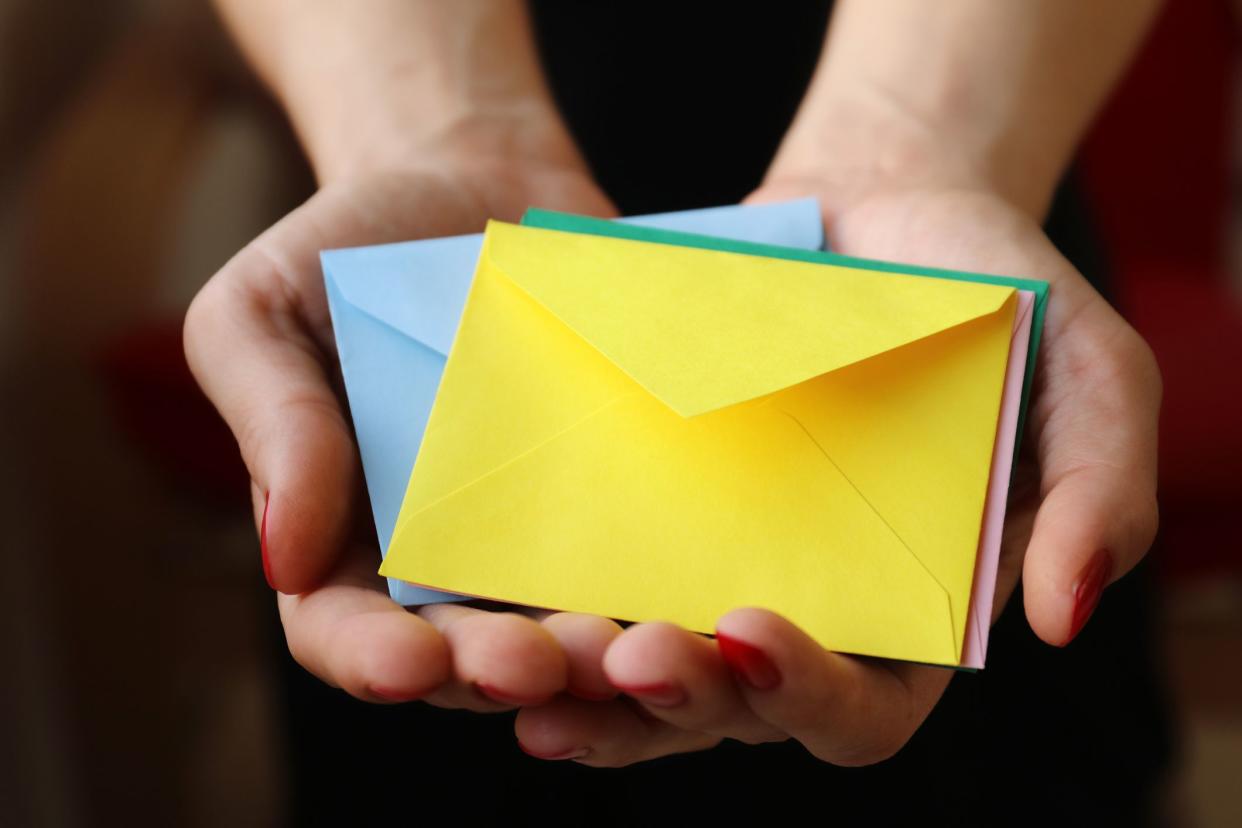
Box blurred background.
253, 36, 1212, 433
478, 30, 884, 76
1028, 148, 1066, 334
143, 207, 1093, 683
0, 1, 1239, 825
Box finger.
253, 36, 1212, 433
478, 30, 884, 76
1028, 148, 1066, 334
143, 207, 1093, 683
714, 608, 949, 766
1022, 313, 1161, 646
416, 603, 569, 711
278, 546, 451, 702
514, 695, 721, 767
454, 605, 622, 702
184, 222, 356, 594
603, 622, 783, 744
538, 612, 624, 701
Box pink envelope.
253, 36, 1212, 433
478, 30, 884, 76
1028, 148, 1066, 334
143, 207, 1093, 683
960, 290, 1035, 668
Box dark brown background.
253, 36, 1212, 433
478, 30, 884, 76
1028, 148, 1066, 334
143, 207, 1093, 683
1, 1, 1239, 825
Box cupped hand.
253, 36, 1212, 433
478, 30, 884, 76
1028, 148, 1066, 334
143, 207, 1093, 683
513, 184, 1161, 766
184, 158, 626, 710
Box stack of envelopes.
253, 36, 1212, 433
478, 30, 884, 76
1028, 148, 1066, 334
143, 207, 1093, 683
321, 201, 1046, 669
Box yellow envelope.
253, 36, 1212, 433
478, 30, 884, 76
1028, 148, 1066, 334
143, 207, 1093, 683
380, 221, 1017, 665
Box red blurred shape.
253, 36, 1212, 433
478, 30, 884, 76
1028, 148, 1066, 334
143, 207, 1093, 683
97, 319, 250, 507
1081, 0, 1242, 578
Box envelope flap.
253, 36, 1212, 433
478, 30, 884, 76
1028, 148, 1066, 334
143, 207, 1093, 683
485, 221, 1016, 417
321, 235, 481, 356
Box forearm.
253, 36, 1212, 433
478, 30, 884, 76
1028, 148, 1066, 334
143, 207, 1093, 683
770, 0, 1162, 218
212, 0, 581, 183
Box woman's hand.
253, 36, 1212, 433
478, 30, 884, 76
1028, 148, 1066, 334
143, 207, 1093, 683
512, 183, 1161, 766
184, 157, 626, 709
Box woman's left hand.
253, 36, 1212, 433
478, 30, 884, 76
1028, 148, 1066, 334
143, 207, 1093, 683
513, 184, 1161, 766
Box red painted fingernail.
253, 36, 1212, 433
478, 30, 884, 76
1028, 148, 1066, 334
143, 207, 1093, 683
473, 682, 551, 707
716, 632, 781, 690
1066, 550, 1113, 645
260, 492, 275, 590
518, 742, 590, 761
369, 685, 426, 704
613, 681, 686, 708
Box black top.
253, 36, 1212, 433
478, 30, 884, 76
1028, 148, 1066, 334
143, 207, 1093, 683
277, 6, 1170, 825
530, 3, 831, 214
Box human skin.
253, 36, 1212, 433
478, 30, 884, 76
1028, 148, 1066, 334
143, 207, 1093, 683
187, 0, 1163, 760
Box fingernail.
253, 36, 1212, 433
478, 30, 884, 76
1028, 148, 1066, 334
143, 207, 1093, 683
369, 685, 425, 704
613, 681, 686, 708
473, 682, 551, 707
1067, 550, 1113, 645
518, 742, 590, 761
260, 492, 275, 590
716, 632, 781, 690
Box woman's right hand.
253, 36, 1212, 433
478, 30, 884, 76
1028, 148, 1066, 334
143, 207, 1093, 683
184, 157, 627, 709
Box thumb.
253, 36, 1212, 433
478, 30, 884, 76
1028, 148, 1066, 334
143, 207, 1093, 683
1022, 465, 1159, 646
1021, 314, 1161, 646
184, 237, 357, 594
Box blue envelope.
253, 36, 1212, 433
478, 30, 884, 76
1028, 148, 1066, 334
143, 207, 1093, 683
321, 199, 825, 604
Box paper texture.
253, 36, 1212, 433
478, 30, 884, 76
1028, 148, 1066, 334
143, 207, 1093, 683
381, 222, 1017, 665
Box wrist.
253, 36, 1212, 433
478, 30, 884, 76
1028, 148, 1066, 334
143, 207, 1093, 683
307, 94, 587, 188
260, 0, 586, 186
765, 87, 1055, 220
311, 126, 614, 229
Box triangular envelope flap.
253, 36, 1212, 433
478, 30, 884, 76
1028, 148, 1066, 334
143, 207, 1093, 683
484, 222, 1016, 417
321, 234, 482, 356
